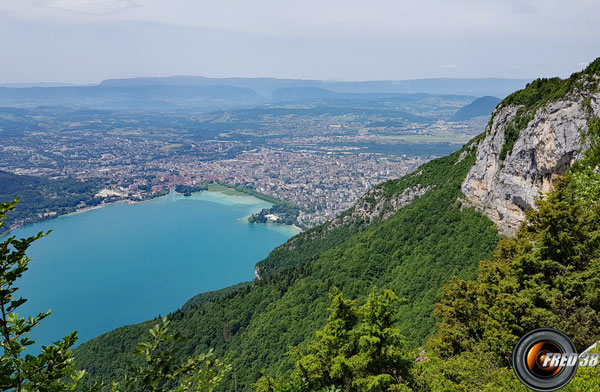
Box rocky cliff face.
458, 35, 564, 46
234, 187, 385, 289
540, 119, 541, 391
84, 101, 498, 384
461, 78, 600, 235
327, 184, 430, 230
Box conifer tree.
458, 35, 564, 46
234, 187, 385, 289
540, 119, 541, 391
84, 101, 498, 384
256, 287, 410, 392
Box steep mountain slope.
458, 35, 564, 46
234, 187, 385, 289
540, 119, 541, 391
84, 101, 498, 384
74, 59, 600, 391
462, 60, 600, 234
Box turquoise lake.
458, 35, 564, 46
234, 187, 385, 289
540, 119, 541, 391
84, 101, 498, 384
4, 191, 298, 348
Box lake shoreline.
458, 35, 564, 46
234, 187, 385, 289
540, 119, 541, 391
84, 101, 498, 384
3, 192, 170, 235
11, 190, 299, 349
5, 189, 303, 236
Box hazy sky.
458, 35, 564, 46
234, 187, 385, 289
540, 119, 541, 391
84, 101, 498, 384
1, 0, 599, 84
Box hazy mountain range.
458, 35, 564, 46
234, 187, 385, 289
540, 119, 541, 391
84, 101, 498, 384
0, 76, 531, 110
98, 76, 531, 97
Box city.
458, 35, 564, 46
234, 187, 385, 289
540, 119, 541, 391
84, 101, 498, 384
0, 96, 485, 229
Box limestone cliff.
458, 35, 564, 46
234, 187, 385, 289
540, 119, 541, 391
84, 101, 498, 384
461, 66, 600, 235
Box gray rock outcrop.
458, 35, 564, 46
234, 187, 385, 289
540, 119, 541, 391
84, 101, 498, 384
327, 184, 430, 231
461, 86, 600, 235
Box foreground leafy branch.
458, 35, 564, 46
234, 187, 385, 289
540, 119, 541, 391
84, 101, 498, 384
0, 198, 85, 391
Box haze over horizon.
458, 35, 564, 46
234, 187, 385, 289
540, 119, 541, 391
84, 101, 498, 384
1, 0, 599, 85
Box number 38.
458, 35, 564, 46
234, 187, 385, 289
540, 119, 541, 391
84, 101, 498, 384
579, 353, 599, 367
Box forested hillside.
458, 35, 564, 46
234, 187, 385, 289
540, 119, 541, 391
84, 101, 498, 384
0, 171, 104, 234
451, 96, 501, 121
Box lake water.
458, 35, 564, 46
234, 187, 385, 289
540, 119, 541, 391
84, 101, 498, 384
3, 191, 298, 348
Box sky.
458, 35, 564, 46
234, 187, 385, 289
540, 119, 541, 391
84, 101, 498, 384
0, 0, 599, 84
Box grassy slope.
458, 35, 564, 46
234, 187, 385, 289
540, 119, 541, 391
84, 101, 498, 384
74, 139, 500, 391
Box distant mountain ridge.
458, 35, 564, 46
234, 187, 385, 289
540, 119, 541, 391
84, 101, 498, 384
0, 84, 263, 109
0, 76, 530, 110
100, 75, 531, 97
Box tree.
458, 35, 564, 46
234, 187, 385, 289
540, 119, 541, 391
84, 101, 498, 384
111, 317, 230, 392
293, 289, 359, 390
0, 198, 86, 391
259, 287, 411, 392
349, 288, 410, 391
